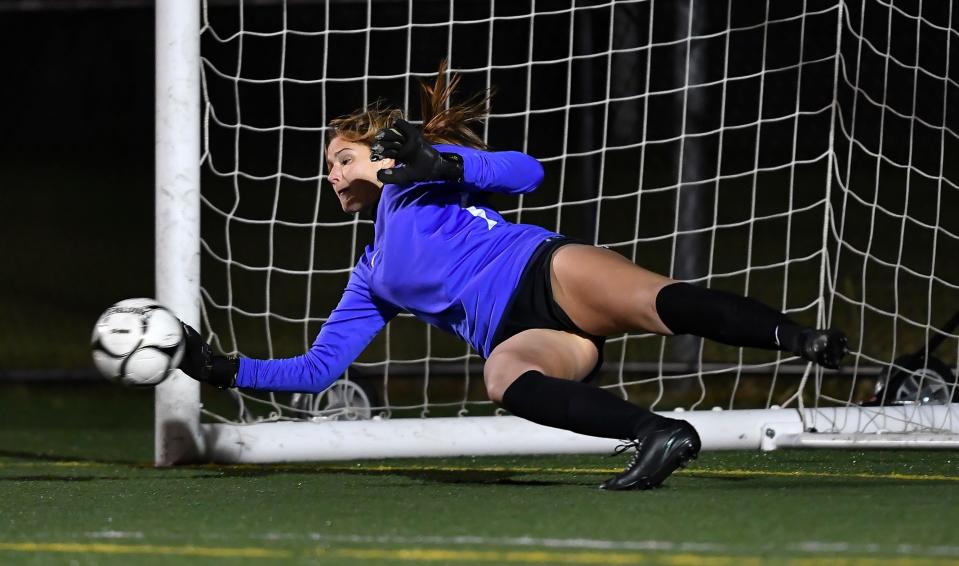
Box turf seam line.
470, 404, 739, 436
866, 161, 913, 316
3, 461, 957, 482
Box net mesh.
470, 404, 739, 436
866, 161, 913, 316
198, 0, 958, 429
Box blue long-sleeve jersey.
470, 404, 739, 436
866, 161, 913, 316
237, 144, 558, 392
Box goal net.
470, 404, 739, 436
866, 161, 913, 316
155, 0, 959, 463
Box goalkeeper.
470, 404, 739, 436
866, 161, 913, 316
178, 62, 848, 491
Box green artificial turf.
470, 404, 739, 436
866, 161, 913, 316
1, 383, 958, 566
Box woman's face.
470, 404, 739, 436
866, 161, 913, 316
325, 136, 394, 214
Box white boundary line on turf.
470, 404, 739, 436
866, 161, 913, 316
80, 531, 959, 559
85, 531, 145, 540
292, 533, 727, 553
254, 532, 959, 558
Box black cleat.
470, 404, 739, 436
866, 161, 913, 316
600, 418, 701, 491
796, 328, 848, 370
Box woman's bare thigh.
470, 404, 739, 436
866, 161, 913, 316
550, 244, 675, 337
483, 328, 599, 402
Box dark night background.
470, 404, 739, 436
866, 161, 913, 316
1, 0, 956, 391
1, 4, 155, 373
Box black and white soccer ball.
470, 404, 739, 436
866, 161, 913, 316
91, 298, 185, 387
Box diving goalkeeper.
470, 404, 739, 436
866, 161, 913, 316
178, 61, 848, 490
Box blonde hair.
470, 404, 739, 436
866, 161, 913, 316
328, 59, 492, 150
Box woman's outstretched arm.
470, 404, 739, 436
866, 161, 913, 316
237, 258, 398, 393
444, 144, 545, 195
181, 255, 399, 393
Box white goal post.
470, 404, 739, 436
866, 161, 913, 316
156, 0, 959, 465
155, 0, 204, 465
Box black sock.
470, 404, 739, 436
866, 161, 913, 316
500, 370, 662, 439
656, 282, 805, 352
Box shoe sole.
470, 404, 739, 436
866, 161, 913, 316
819, 332, 849, 369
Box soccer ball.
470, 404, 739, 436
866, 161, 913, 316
91, 298, 185, 387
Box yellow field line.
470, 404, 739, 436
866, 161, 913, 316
682, 468, 959, 483
315, 464, 959, 483
1, 461, 957, 482
0, 461, 102, 468
0, 542, 288, 559
3, 542, 957, 566
325, 547, 959, 565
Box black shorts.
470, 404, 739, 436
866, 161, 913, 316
489, 236, 606, 382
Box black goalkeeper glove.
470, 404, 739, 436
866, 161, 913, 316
371, 119, 464, 186
178, 322, 239, 389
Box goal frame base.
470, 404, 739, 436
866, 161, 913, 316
194, 404, 959, 464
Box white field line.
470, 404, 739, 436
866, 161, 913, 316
84, 531, 145, 540
82, 531, 959, 556
253, 532, 959, 558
